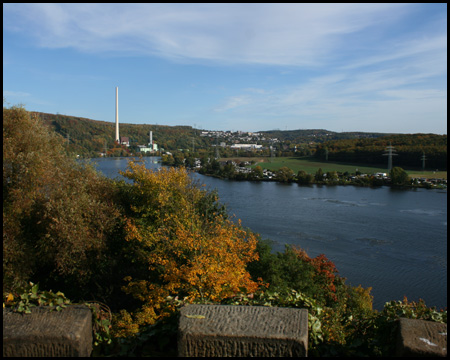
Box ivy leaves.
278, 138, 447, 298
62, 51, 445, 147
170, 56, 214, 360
3, 282, 71, 313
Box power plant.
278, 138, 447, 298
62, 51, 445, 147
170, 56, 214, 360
114, 86, 157, 153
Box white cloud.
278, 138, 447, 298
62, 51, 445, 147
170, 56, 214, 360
3, 3, 410, 65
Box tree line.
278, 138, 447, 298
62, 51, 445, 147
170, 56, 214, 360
314, 134, 447, 170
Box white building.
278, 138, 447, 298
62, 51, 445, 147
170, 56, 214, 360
230, 144, 263, 150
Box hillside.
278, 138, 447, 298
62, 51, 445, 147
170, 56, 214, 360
314, 134, 447, 170
32, 112, 446, 170
260, 129, 390, 143
33, 112, 213, 157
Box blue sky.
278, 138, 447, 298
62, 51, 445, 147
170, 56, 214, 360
3, 3, 447, 134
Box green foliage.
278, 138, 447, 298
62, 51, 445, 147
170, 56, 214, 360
315, 134, 447, 170
315, 167, 324, 182
390, 166, 410, 186
382, 297, 446, 324
275, 166, 295, 182
3, 282, 71, 313
35, 111, 214, 155
3, 282, 114, 353
297, 170, 314, 185
249, 165, 264, 180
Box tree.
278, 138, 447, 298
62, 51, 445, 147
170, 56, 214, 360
326, 171, 338, 183
275, 166, 295, 182
390, 166, 410, 186
249, 165, 264, 180
315, 168, 324, 182
116, 162, 261, 332
3, 104, 120, 297
297, 170, 314, 185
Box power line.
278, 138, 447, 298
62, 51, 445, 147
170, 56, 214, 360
383, 142, 397, 171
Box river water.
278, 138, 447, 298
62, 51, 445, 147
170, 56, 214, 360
90, 157, 447, 310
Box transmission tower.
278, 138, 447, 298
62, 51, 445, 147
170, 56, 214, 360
383, 142, 397, 171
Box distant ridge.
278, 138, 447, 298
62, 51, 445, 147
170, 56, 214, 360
30, 111, 446, 170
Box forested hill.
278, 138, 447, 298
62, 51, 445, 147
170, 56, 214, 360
33, 111, 213, 157
32, 111, 446, 170
314, 134, 447, 170
260, 129, 390, 142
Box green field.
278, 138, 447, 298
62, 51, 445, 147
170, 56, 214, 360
220, 156, 447, 179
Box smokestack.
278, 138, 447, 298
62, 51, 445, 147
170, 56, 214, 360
115, 87, 119, 142
149, 131, 153, 147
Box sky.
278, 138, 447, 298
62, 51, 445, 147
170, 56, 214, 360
3, 3, 447, 134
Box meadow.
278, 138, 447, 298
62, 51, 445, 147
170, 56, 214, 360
220, 156, 447, 179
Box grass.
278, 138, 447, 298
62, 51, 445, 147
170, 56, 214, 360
219, 156, 447, 179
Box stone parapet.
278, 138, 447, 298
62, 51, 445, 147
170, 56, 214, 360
178, 304, 308, 357
396, 318, 447, 357
3, 305, 92, 357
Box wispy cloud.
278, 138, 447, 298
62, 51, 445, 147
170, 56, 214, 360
3, 3, 411, 66
214, 95, 252, 112
3, 3, 446, 133
3, 90, 31, 97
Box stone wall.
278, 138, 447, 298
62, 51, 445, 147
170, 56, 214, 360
178, 304, 309, 357
3, 305, 92, 357
3, 304, 447, 357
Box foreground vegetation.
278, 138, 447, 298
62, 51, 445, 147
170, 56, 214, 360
3, 105, 446, 357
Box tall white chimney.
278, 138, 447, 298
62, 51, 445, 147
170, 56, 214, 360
115, 87, 119, 142
149, 130, 153, 147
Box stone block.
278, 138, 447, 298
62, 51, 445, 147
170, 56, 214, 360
178, 304, 308, 357
3, 305, 92, 357
396, 318, 447, 357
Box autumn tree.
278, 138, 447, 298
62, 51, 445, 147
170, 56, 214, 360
275, 166, 295, 182
115, 162, 261, 334
3, 104, 120, 298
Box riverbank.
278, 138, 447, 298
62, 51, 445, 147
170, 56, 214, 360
162, 156, 447, 189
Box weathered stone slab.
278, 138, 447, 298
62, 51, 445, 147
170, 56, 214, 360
396, 318, 447, 357
3, 305, 92, 357
178, 304, 308, 357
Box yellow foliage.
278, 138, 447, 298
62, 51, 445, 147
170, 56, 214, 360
120, 162, 261, 321
352, 285, 374, 312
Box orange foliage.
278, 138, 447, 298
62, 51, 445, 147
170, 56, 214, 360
117, 162, 260, 332
293, 246, 339, 302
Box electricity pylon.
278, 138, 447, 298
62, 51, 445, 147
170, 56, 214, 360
383, 142, 397, 171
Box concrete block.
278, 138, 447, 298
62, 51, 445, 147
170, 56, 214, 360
3, 305, 92, 357
396, 318, 447, 357
178, 304, 308, 357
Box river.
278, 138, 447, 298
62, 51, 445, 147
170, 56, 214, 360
89, 157, 447, 310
